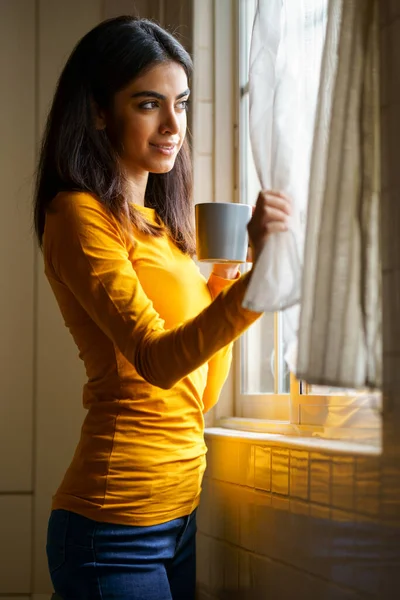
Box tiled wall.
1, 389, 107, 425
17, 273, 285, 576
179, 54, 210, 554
194, 1, 400, 599
0, 1, 192, 597
197, 435, 393, 599
192, 0, 214, 208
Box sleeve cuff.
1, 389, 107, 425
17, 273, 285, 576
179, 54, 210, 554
207, 270, 242, 299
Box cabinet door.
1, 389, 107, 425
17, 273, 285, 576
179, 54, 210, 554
0, 496, 32, 594
0, 0, 35, 492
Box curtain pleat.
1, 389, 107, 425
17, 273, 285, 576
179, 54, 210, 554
297, 0, 381, 388
243, 0, 381, 389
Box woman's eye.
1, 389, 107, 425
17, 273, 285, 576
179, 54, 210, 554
177, 100, 190, 111
140, 101, 159, 110
139, 99, 190, 111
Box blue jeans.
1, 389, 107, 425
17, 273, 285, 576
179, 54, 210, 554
46, 508, 197, 600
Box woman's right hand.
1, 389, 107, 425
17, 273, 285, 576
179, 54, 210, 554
247, 190, 292, 265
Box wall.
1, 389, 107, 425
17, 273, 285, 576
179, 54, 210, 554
192, 0, 237, 426
0, 2, 36, 598
197, 435, 390, 600
194, 1, 400, 599
0, 1, 192, 598
2, 1, 398, 599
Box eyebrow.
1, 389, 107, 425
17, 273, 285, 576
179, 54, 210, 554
131, 89, 191, 101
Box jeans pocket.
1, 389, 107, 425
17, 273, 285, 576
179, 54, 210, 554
46, 510, 70, 575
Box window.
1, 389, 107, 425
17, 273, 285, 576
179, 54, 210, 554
221, 0, 381, 446
236, 0, 292, 424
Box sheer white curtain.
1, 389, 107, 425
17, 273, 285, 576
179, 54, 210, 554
243, 0, 381, 389
242, 0, 322, 312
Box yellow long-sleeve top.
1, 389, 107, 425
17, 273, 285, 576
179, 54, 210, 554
43, 191, 260, 526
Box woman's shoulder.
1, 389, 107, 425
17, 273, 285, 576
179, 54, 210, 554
50, 190, 107, 215
44, 191, 122, 251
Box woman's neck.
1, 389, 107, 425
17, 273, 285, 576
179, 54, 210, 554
124, 171, 149, 207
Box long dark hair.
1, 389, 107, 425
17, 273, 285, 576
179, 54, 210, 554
34, 16, 195, 254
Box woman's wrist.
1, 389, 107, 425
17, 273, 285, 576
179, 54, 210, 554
211, 263, 240, 280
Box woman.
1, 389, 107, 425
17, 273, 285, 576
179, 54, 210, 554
34, 16, 291, 600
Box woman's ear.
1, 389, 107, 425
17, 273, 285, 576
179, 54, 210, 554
91, 99, 107, 130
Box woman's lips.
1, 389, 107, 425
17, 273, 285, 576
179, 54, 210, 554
150, 143, 177, 156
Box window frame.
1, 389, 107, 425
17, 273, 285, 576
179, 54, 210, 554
212, 0, 381, 446
234, 0, 292, 423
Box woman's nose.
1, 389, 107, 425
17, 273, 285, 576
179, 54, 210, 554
159, 108, 180, 135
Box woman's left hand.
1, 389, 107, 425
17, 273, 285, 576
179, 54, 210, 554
211, 263, 241, 280
211, 244, 254, 279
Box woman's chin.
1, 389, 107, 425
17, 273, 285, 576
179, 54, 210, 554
149, 159, 176, 174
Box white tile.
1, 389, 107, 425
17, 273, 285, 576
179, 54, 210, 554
194, 154, 213, 205
238, 488, 256, 552
253, 491, 273, 557
211, 481, 239, 545
271, 448, 289, 495
194, 0, 213, 49
288, 500, 312, 572
310, 453, 331, 505
330, 510, 357, 589
254, 446, 271, 491
251, 554, 335, 599
209, 539, 224, 593
237, 552, 251, 593
381, 455, 400, 521
238, 443, 255, 488
332, 457, 355, 511
355, 457, 381, 517
223, 544, 239, 592
0, 495, 32, 593
211, 440, 240, 484
269, 496, 295, 563
209, 480, 227, 540
308, 505, 333, 580
290, 450, 309, 500
248, 554, 272, 600
195, 101, 213, 155
353, 515, 381, 596
223, 492, 240, 546
196, 532, 211, 588
194, 48, 214, 101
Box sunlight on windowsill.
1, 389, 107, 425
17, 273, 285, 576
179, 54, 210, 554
206, 419, 381, 456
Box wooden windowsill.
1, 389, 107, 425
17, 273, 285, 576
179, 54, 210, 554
206, 421, 381, 456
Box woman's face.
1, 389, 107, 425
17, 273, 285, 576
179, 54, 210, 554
103, 61, 189, 178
